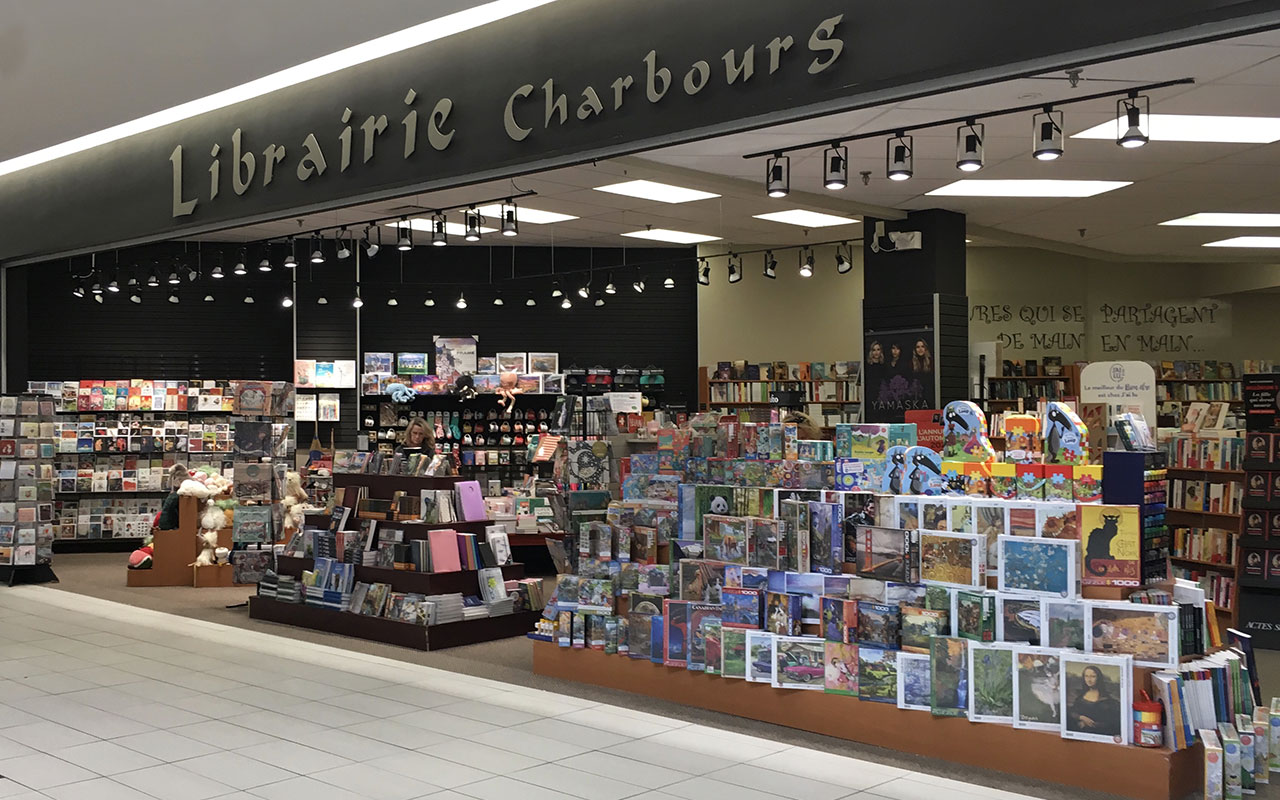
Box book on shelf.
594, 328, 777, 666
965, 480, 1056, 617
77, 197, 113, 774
1170, 477, 1244, 515
1171, 527, 1237, 565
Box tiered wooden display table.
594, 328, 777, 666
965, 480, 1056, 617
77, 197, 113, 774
248, 560, 537, 651
125, 496, 240, 588
532, 645, 1199, 800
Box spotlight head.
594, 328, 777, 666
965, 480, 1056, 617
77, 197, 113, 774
241, 293, 251, 304
502, 202, 518, 237
1118, 95, 1149, 148
594, 294, 605, 307
551, 282, 563, 298
525, 293, 536, 307
387, 296, 398, 307
106, 278, 120, 293
352, 294, 364, 309
129, 293, 141, 304
281, 295, 294, 308
799, 251, 815, 278
211, 265, 224, 278
1033, 108, 1065, 160
397, 218, 413, 250
431, 213, 447, 246
316, 295, 328, 305
663, 275, 675, 289
887, 134, 913, 181
336, 229, 352, 259
727, 256, 743, 285
763, 252, 777, 280
147, 270, 161, 287
90, 280, 103, 294
823, 144, 848, 190
283, 253, 297, 269
835, 247, 853, 274
577, 283, 590, 299
310, 241, 325, 264
232, 259, 247, 276
456, 292, 467, 309
492, 293, 504, 307
464, 208, 481, 242
765, 154, 789, 198
72, 284, 85, 298
167, 270, 181, 285
560, 296, 572, 309
257, 258, 272, 273
604, 279, 616, 295
697, 260, 711, 286
956, 121, 985, 172
633, 277, 646, 293
167, 291, 179, 304
93, 294, 103, 304
424, 292, 436, 307
365, 225, 380, 257
127, 275, 139, 288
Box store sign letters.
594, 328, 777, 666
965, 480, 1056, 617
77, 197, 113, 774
168, 14, 845, 219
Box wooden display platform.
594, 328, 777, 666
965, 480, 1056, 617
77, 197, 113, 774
532, 645, 1201, 800
275, 556, 525, 596
125, 496, 244, 588
249, 596, 541, 651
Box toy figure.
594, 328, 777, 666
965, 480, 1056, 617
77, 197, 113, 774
941, 400, 997, 462
1045, 402, 1088, 465
497, 371, 523, 413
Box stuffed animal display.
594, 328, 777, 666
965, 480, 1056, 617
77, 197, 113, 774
179, 466, 234, 567
388, 382, 416, 404
127, 543, 154, 569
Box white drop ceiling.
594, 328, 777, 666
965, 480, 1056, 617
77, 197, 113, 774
10, 4, 1280, 261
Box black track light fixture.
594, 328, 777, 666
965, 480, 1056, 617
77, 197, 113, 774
431, 212, 447, 246
887, 133, 913, 181
352, 290, 364, 309
106, 272, 120, 293
424, 291, 436, 307
765, 154, 789, 198
316, 294, 328, 305
492, 291, 504, 307
386, 292, 398, 307
129, 292, 141, 304
762, 251, 777, 280
258, 253, 272, 272
551, 281, 563, 299
594, 294, 605, 307
465, 207, 482, 242
456, 291, 467, 309
525, 292, 536, 307
1033, 107, 1065, 160
241, 291, 252, 304
727, 254, 743, 284
364, 225, 380, 258
397, 218, 413, 250
283, 238, 298, 269
310, 233, 326, 264
697, 258, 711, 286
604, 274, 617, 295
336, 228, 351, 259
560, 296, 572, 309
1117, 93, 1149, 148
632, 272, 646, 293
799, 248, 815, 278
501, 200, 519, 237
956, 120, 985, 172
167, 290, 179, 304
835, 243, 853, 274
823, 144, 848, 190
281, 294, 294, 308
167, 269, 181, 285
72, 283, 85, 298
234, 249, 247, 275
147, 268, 161, 287
211, 264, 224, 279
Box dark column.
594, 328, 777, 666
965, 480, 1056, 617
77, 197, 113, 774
862, 209, 968, 422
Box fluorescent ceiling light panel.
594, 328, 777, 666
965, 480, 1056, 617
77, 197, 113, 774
1161, 212, 1280, 227
1072, 114, 1280, 144
752, 210, 860, 227
388, 219, 497, 236
473, 204, 577, 224
926, 180, 1131, 198
593, 180, 720, 203
1203, 236, 1280, 248
0, 0, 558, 179
620, 228, 721, 244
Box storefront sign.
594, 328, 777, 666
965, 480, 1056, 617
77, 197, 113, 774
2, 0, 1277, 263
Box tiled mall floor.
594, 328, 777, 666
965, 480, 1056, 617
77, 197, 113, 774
0, 587, 1043, 800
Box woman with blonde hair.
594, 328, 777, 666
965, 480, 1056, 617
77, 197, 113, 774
398, 417, 436, 455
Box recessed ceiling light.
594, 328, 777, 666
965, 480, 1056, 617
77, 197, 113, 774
620, 228, 721, 244
0, 0, 559, 179
1203, 236, 1280, 248
1072, 114, 1280, 144
593, 180, 720, 204
389, 219, 496, 237
1161, 212, 1280, 227
926, 180, 1131, 198
752, 210, 860, 228
474, 204, 577, 224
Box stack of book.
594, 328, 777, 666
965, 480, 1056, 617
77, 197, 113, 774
463, 597, 490, 620
432, 592, 465, 624
257, 573, 302, 603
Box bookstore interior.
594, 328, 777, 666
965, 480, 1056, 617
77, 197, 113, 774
8, 5, 1280, 799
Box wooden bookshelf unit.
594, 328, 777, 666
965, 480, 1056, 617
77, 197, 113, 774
985, 364, 1080, 408
1165, 465, 1242, 626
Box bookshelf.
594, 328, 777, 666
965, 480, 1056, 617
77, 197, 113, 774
1155, 378, 1243, 403
984, 364, 1080, 408
1236, 433, 1280, 647
1163, 464, 1243, 624
696, 366, 862, 422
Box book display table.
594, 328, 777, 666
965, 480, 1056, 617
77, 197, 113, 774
532, 644, 1200, 800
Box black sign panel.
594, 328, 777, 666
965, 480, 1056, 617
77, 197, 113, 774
1244, 373, 1280, 431
1, 0, 1277, 263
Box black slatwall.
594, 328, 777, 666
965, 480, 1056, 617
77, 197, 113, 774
20, 243, 293, 383
864, 293, 969, 420
296, 260, 359, 449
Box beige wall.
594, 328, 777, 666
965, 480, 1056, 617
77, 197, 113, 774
697, 241, 1280, 371
697, 243, 864, 365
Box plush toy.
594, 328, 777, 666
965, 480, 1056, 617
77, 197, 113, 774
127, 544, 154, 569
214, 546, 230, 565
388, 382, 416, 404
191, 530, 219, 567
280, 471, 309, 537
453, 374, 478, 401
497, 371, 522, 413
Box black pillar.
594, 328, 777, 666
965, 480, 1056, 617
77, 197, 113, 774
862, 209, 968, 422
